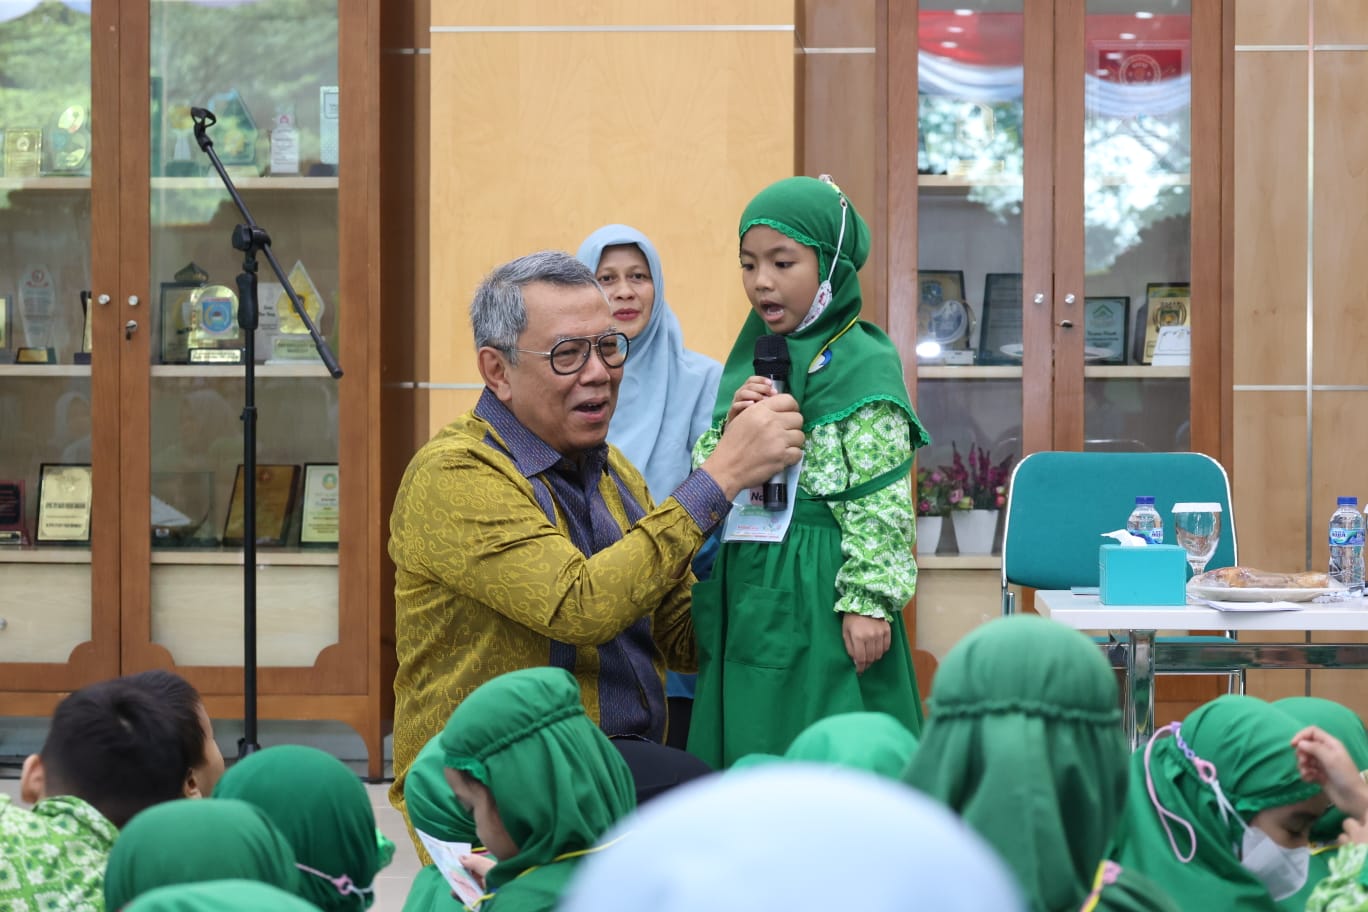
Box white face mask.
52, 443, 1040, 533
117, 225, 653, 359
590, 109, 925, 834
793, 179, 848, 338
1239, 824, 1310, 901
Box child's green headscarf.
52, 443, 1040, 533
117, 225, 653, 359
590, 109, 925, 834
715, 176, 928, 450
402, 736, 480, 912
104, 798, 300, 910
440, 667, 636, 910
124, 879, 318, 912
213, 745, 388, 911
1110, 694, 1322, 912
784, 711, 919, 780
905, 615, 1156, 912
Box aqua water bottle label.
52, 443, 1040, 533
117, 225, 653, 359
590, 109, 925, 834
1143, 529, 1163, 545
1330, 529, 1365, 546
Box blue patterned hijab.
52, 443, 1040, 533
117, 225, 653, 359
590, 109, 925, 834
576, 225, 721, 503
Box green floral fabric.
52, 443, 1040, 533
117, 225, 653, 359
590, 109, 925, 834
0, 794, 117, 912
1307, 843, 1368, 912
694, 398, 917, 621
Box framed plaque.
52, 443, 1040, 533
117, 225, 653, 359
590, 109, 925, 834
222, 464, 301, 547
36, 463, 93, 544
0, 480, 28, 545
187, 284, 244, 364
3, 128, 42, 178
1141, 283, 1191, 365
299, 463, 340, 546
0, 293, 9, 356
977, 272, 1024, 365
159, 280, 202, 364
1083, 296, 1129, 365
916, 270, 973, 362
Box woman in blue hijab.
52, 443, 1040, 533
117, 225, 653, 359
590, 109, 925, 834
575, 225, 721, 505
577, 225, 722, 746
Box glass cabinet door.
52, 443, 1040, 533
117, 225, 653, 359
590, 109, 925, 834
1080, 1, 1192, 452
142, 0, 342, 672
915, 1, 1032, 558
0, 2, 112, 683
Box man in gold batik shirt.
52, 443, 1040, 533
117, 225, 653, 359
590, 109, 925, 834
388, 250, 803, 822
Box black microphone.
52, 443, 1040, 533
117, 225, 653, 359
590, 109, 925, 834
190, 107, 216, 125
753, 334, 792, 511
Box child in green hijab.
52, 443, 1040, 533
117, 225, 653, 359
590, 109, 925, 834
103, 798, 301, 909
212, 745, 391, 911
688, 175, 930, 768
403, 736, 480, 912
124, 880, 318, 912
1110, 694, 1346, 911
439, 667, 637, 912
904, 614, 1179, 912
1273, 697, 1368, 912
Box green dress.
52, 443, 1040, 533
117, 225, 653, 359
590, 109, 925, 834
688, 176, 930, 769
905, 614, 1180, 912
439, 667, 636, 912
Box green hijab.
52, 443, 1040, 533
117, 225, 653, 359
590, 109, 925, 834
784, 711, 919, 779
402, 736, 478, 912
905, 615, 1141, 912
716, 176, 928, 446
1274, 697, 1368, 912
213, 745, 386, 910
124, 880, 318, 912
104, 798, 300, 910
440, 667, 636, 911
1110, 695, 1322, 912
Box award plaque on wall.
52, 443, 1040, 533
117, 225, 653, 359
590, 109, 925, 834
0, 479, 29, 545
35, 463, 93, 544
1083, 296, 1129, 365
299, 463, 340, 546
916, 270, 973, 363
1141, 283, 1191, 365
222, 464, 301, 547
977, 272, 1024, 365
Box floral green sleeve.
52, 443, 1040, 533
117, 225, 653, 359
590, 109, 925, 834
692, 424, 722, 469
1308, 844, 1368, 912
805, 401, 918, 622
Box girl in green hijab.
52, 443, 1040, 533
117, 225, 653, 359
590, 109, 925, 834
103, 798, 300, 910
1274, 697, 1368, 912
688, 175, 930, 768
212, 744, 390, 910
783, 711, 919, 779
904, 614, 1179, 912
403, 736, 480, 912
439, 667, 636, 912
1110, 694, 1331, 910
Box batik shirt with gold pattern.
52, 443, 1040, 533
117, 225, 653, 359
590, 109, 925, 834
388, 390, 722, 817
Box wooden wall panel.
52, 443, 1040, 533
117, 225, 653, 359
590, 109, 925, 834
428, 2, 796, 399
801, 0, 876, 47
1233, 391, 1307, 568
1314, 0, 1368, 44
1311, 53, 1368, 386
1233, 0, 1307, 46
913, 569, 1002, 663
1311, 392, 1368, 564
1232, 52, 1306, 387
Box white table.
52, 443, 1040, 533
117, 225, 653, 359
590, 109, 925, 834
1035, 590, 1368, 747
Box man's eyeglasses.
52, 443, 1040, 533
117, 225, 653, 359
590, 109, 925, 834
512, 331, 630, 376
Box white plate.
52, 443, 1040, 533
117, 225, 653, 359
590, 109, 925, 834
998, 343, 1115, 362
1187, 583, 1334, 603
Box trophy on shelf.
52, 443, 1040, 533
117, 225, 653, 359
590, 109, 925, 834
159, 262, 209, 364
0, 480, 29, 545
0, 292, 10, 361
267, 260, 326, 362
269, 105, 299, 176
187, 283, 244, 364
43, 104, 90, 176
916, 270, 973, 365
15, 264, 57, 364
3, 128, 42, 179
314, 85, 339, 176
206, 88, 260, 176
74, 289, 92, 364
165, 102, 201, 176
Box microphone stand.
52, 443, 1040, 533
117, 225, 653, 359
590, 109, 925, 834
190, 107, 343, 760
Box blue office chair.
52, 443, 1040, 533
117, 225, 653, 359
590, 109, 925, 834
1000, 450, 1244, 695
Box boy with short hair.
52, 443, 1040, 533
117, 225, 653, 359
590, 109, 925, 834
0, 672, 209, 910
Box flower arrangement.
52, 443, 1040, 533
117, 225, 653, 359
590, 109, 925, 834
916, 467, 952, 517
943, 443, 1012, 511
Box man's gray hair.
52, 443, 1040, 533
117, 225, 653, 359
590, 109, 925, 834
470, 250, 600, 361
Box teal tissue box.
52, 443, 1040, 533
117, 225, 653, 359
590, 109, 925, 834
1099, 544, 1188, 606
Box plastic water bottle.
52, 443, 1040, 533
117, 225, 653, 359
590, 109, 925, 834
1328, 496, 1365, 592
1126, 496, 1164, 545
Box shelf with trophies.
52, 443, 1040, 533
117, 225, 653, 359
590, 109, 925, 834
0, 1, 388, 775
909, 3, 1207, 484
